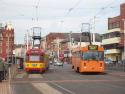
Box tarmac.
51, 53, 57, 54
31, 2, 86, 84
0, 70, 125, 94
107, 70, 125, 77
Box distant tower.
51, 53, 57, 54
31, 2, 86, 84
24, 30, 32, 51
0, 22, 14, 60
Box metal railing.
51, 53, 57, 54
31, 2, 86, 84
105, 61, 125, 72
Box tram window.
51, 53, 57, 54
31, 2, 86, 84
82, 51, 104, 61
41, 55, 44, 61
29, 55, 40, 61
26, 56, 29, 61
98, 52, 104, 61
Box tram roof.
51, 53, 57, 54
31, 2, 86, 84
26, 48, 44, 55
72, 45, 104, 52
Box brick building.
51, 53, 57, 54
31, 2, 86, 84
45, 32, 101, 59
102, 3, 125, 62
0, 23, 14, 60
45, 33, 69, 56
46, 33, 69, 50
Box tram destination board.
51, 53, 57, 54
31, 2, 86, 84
88, 45, 98, 50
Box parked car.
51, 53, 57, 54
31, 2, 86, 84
104, 59, 113, 64
118, 59, 125, 64
49, 61, 53, 65
54, 62, 63, 66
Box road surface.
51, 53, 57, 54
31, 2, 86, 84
10, 63, 125, 94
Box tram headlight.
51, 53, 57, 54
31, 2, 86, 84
84, 67, 87, 68
40, 64, 42, 67
26, 64, 29, 67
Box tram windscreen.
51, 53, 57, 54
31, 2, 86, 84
82, 51, 104, 61
29, 55, 40, 62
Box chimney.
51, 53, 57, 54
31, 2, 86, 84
120, 3, 125, 18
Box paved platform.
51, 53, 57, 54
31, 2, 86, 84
0, 80, 12, 94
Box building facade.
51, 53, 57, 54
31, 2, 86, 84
102, 3, 125, 62
45, 32, 102, 59
0, 23, 14, 60
46, 33, 69, 50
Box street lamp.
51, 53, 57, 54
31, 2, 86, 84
57, 38, 60, 62
122, 19, 125, 60
69, 31, 72, 57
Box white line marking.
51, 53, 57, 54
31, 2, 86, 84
29, 74, 43, 78
32, 83, 63, 94
51, 82, 76, 94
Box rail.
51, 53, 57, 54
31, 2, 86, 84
105, 61, 125, 72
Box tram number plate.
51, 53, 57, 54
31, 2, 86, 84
32, 64, 37, 66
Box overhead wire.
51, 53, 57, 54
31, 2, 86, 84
32, 0, 41, 26
87, 0, 117, 33
35, 0, 41, 22
65, 0, 82, 17
89, 0, 116, 22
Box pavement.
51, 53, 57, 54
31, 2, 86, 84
0, 80, 11, 94
106, 70, 125, 77
1, 64, 125, 94
0, 69, 22, 94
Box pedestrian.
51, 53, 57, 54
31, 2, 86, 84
3, 60, 8, 80
0, 58, 5, 82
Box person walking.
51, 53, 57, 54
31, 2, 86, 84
0, 58, 5, 82
3, 60, 8, 80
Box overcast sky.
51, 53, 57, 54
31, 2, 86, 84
0, 0, 125, 44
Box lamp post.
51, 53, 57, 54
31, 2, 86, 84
123, 19, 125, 60
80, 23, 83, 48
69, 31, 72, 57
124, 19, 125, 59
26, 30, 29, 50
57, 38, 60, 62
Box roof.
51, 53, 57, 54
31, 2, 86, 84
61, 33, 102, 43
26, 48, 44, 55
108, 16, 120, 23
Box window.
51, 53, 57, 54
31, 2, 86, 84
0, 42, 2, 46
0, 48, 2, 54
115, 32, 120, 37
0, 34, 3, 40
108, 21, 120, 30
25, 56, 29, 61
108, 23, 112, 30
12, 34, 14, 37
6, 49, 8, 53
98, 52, 104, 61
6, 34, 8, 37
103, 31, 120, 39
116, 22, 120, 28
29, 55, 40, 61
82, 51, 104, 61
